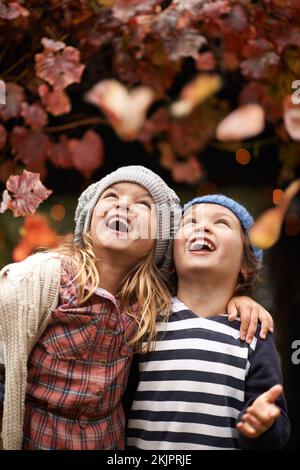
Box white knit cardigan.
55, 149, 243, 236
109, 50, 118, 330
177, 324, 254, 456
0, 252, 62, 450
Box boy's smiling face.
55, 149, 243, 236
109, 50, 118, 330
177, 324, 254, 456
174, 203, 245, 283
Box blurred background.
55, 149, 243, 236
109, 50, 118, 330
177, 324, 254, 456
1, 0, 300, 449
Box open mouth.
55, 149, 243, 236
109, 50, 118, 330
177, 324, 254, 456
106, 215, 130, 233
188, 238, 216, 253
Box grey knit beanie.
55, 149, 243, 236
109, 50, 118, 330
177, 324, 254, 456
74, 165, 182, 274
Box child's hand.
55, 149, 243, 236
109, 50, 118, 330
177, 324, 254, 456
236, 385, 283, 439
227, 296, 274, 344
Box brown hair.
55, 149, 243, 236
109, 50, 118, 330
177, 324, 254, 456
234, 228, 261, 296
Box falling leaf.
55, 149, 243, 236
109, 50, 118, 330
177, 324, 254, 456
0, 170, 52, 217
12, 214, 59, 262
216, 104, 265, 141
0, 123, 7, 150
68, 130, 104, 178
21, 102, 48, 129
85, 80, 155, 140
12, 239, 33, 263
283, 95, 300, 141
0, 82, 25, 121
38, 84, 71, 116
249, 179, 300, 249
35, 37, 85, 90
0, 1, 29, 20
171, 74, 222, 117
11, 126, 52, 177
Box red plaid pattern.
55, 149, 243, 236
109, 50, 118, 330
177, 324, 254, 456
22, 259, 138, 449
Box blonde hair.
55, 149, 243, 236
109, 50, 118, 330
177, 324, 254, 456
44, 231, 171, 353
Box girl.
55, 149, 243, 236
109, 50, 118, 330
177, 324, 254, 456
0, 170, 272, 450
127, 195, 290, 450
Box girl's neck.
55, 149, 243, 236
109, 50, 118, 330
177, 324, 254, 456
177, 275, 235, 318
95, 257, 129, 295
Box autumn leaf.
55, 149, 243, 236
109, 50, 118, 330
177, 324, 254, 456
35, 37, 85, 90
20, 102, 48, 129
12, 214, 59, 262
0, 1, 29, 20
68, 130, 104, 178
283, 95, 300, 141
0, 170, 52, 217
249, 179, 300, 249
240, 40, 281, 80
216, 104, 265, 141
0, 82, 25, 121
0, 123, 7, 150
85, 79, 155, 140
171, 74, 222, 117
11, 126, 52, 177
38, 84, 71, 116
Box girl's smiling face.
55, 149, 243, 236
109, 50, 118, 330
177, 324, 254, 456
90, 182, 157, 264
174, 203, 245, 283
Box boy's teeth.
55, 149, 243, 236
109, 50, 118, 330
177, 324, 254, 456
189, 240, 215, 251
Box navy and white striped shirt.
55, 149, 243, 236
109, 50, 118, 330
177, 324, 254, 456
126, 297, 290, 450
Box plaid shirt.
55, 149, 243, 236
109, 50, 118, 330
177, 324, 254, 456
22, 258, 138, 450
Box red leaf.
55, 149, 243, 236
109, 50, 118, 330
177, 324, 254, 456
0, 170, 52, 217
38, 84, 71, 116
0, 82, 25, 121
21, 102, 48, 129
11, 126, 52, 177
0, 1, 29, 20
0, 123, 7, 151
35, 38, 85, 90
68, 130, 104, 178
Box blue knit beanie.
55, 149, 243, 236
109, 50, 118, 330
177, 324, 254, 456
183, 194, 263, 262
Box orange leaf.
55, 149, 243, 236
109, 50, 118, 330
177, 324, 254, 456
171, 74, 222, 117
249, 179, 300, 249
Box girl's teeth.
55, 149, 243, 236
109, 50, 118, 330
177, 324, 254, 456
107, 219, 128, 232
